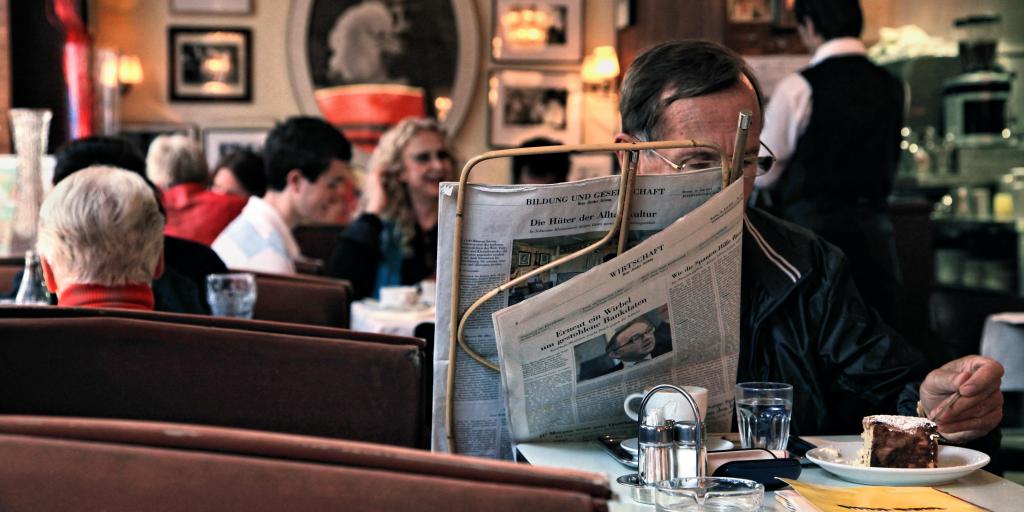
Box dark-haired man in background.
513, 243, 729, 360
512, 137, 571, 185
754, 0, 904, 326
213, 116, 354, 274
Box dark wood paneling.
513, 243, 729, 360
617, 0, 726, 76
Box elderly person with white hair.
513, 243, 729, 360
146, 134, 247, 246
37, 166, 165, 310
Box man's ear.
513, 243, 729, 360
153, 251, 165, 280
614, 132, 636, 173
285, 168, 305, 191
40, 256, 58, 294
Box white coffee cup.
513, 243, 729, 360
379, 286, 419, 309
624, 386, 708, 423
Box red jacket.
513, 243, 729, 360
161, 183, 247, 246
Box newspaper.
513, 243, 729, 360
493, 180, 744, 443
431, 169, 734, 457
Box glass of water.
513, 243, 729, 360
206, 273, 257, 319
735, 382, 792, 450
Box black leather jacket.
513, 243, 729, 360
739, 207, 925, 435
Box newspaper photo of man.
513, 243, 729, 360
576, 305, 672, 382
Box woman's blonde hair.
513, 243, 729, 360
370, 117, 448, 250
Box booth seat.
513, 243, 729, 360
0, 415, 610, 512
0, 307, 427, 448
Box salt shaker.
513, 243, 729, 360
672, 421, 707, 478
638, 407, 675, 485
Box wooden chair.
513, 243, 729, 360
0, 255, 22, 295
0, 416, 611, 512
246, 272, 353, 328
0, 307, 427, 448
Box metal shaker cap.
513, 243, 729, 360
638, 422, 674, 444
673, 421, 701, 445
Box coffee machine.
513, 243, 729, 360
943, 14, 1013, 147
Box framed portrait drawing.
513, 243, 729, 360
171, 0, 254, 15
517, 251, 533, 266
286, 0, 479, 152
536, 253, 551, 265
488, 69, 581, 148
202, 127, 270, 170
168, 27, 252, 102
492, 0, 583, 63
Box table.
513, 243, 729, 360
516, 436, 1024, 511
350, 299, 435, 337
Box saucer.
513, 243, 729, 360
621, 437, 734, 454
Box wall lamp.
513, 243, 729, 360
581, 46, 620, 93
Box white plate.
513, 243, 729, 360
621, 437, 734, 454
806, 441, 990, 486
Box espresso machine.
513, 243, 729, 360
943, 14, 1012, 148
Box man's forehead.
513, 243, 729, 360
655, 80, 761, 138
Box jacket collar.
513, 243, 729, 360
59, 283, 155, 311
742, 208, 815, 324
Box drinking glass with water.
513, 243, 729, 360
735, 382, 792, 451
206, 273, 257, 319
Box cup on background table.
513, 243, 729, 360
624, 386, 708, 423
735, 382, 792, 450
206, 273, 257, 319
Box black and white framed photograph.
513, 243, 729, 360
536, 252, 551, 266
202, 127, 270, 170
169, 27, 252, 102
492, 0, 583, 63
171, 0, 254, 15
488, 69, 581, 148
517, 251, 533, 266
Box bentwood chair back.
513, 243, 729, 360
0, 416, 611, 512
244, 271, 352, 328
0, 307, 426, 447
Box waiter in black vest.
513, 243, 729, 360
754, 0, 904, 326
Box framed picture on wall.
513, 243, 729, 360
727, 0, 772, 23
488, 69, 581, 148
492, 0, 583, 63
517, 251, 533, 266
169, 27, 252, 102
171, 0, 254, 15
201, 126, 270, 170
536, 253, 551, 265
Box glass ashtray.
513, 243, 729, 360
653, 477, 763, 511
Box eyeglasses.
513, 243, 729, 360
410, 149, 452, 164
615, 325, 655, 351
634, 138, 776, 176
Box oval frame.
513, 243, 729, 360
287, 0, 480, 138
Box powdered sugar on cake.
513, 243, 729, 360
864, 415, 937, 431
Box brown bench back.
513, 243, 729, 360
248, 272, 352, 328
0, 416, 610, 512
0, 310, 426, 447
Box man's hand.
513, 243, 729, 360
919, 355, 1003, 443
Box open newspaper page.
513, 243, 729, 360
431, 170, 723, 458
493, 180, 744, 443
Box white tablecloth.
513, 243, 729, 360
980, 312, 1024, 391
350, 299, 435, 337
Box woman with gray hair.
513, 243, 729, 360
327, 117, 453, 299
37, 166, 165, 310
146, 134, 247, 246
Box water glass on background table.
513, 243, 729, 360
735, 382, 792, 450
206, 273, 257, 319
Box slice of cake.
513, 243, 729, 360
856, 415, 939, 468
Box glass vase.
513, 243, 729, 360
8, 108, 52, 255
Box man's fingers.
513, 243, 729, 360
936, 407, 1003, 440
960, 359, 1004, 397
935, 388, 1003, 424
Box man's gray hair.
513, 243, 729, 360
619, 40, 765, 142
146, 134, 208, 189
37, 166, 164, 286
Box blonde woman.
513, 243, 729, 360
328, 117, 453, 299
